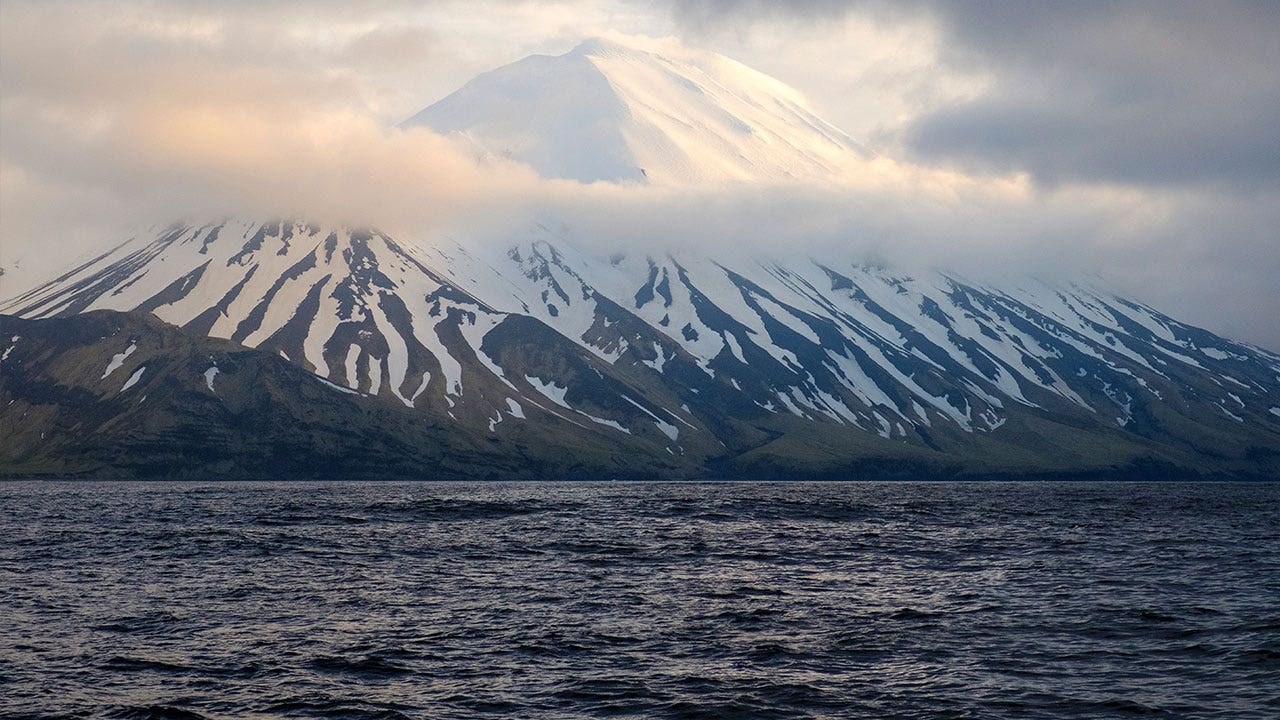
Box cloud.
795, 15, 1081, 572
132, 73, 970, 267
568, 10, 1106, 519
0, 0, 1277, 350
0, 0, 556, 285
659, 0, 1280, 347
667, 0, 1280, 189
904, 1, 1280, 190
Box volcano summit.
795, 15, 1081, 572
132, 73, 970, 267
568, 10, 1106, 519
403, 36, 868, 185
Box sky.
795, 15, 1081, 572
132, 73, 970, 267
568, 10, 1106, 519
1, 0, 1277, 349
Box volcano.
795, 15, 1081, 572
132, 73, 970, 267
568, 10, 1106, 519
3, 36, 1278, 479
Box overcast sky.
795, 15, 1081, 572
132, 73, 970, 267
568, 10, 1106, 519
1, 0, 1277, 348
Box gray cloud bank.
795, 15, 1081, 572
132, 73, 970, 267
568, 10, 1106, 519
910, 1, 1280, 190
670, 0, 1280, 347
671, 0, 1280, 188
1, 0, 1277, 350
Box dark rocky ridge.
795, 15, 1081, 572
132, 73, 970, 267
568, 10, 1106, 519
0, 312, 691, 480
2, 310, 1276, 480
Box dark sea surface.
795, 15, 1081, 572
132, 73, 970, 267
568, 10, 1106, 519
1, 481, 1277, 720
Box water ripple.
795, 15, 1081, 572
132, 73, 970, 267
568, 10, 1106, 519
1, 481, 1278, 719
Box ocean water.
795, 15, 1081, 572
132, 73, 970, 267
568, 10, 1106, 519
0, 481, 1277, 720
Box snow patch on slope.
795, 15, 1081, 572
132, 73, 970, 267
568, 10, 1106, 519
120, 366, 145, 393
1, 335, 18, 362
102, 342, 137, 379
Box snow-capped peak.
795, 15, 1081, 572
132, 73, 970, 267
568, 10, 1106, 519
402, 34, 867, 186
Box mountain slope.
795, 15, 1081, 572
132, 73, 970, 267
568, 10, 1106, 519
4, 220, 1278, 479
402, 36, 867, 185
0, 310, 716, 479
